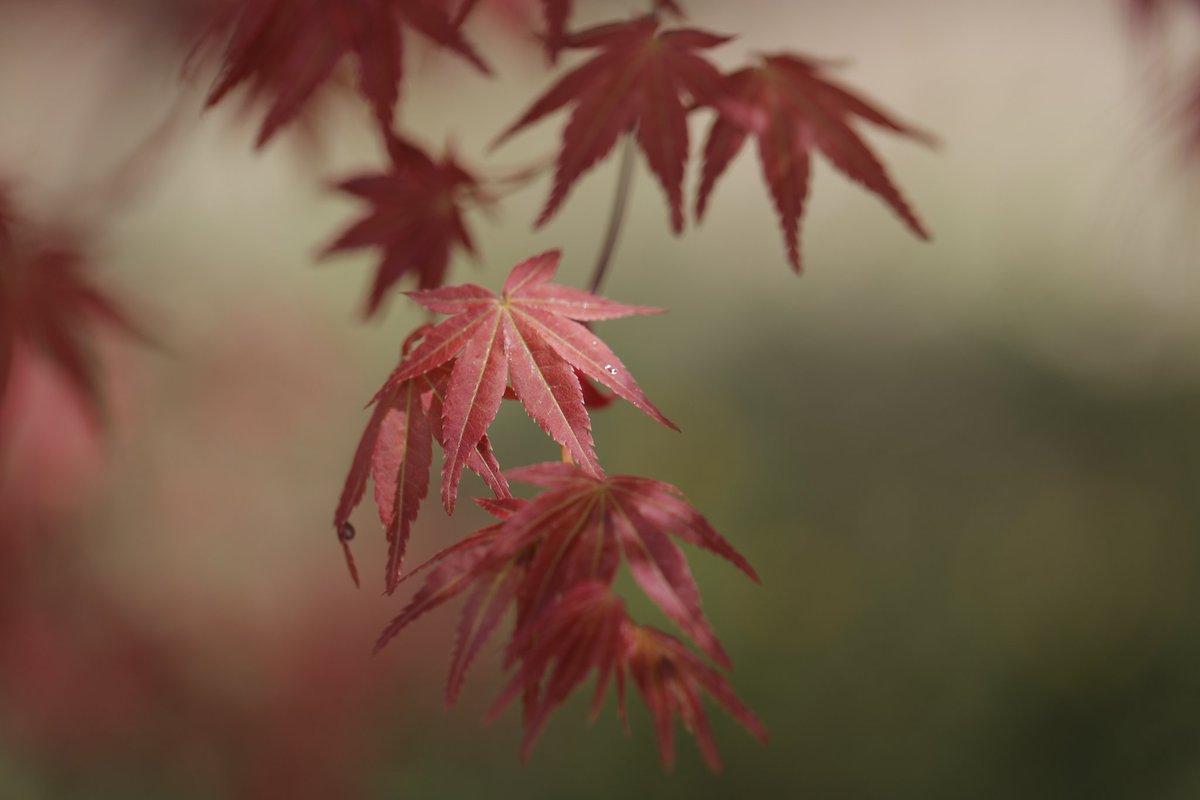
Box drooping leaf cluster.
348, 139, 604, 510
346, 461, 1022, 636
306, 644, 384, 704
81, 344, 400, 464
283, 0, 937, 770
334, 251, 766, 765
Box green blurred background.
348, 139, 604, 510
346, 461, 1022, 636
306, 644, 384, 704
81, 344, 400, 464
2, 0, 1200, 797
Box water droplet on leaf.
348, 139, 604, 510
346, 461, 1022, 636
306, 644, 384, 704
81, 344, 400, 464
603, 364, 618, 375
338, 522, 356, 542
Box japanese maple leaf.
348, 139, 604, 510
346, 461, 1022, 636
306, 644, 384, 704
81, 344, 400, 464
383, 250, 676, 513
488, 581, 766, 771
0, 191, 140, 422
324, 134, 484, 316
696, 53, 934, 272
622, 622, 767, 771
490, 462, 758, 669
333, 327, 509, 590
374, 470, 762, 765
487, 580, 629, 754
492, 16, 731, 232
375, 461, 755, 672
205, 0, 490, 147
373, 512, 531, 702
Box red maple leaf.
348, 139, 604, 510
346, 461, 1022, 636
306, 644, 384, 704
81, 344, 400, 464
333, 327, 510, 590
372, 516, 531, 702
324, 133, 485, 316
375, 463, 758, 729
490, 462, 757, 669
205, 0, 490, 147
381, 250, 677, 513
0, 190, 140, 422
450, 0, 535, 26
696, 53, 934, 272
622, 621, 767, 771
492, 16, 731, 232
487, 581, 766, 771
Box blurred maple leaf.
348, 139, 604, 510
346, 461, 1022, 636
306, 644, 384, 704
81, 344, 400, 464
697, 53, 933, 272
0, 189, 140, 423
205, 0, 490, 147
373, 517, 526, 702
324, 134, 486, 316
492, 15, 731, 232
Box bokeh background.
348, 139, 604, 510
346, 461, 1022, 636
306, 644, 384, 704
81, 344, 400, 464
2, 0, 1200, 797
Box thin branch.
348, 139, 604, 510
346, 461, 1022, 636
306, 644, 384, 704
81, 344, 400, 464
587, 134, 636, 294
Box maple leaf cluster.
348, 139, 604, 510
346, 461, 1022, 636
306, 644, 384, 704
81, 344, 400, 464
275, 0, 932, 770
196, 3, 931, 313
334, 251, 765, 766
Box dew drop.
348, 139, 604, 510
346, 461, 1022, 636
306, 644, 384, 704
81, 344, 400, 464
338, 522, 356, 542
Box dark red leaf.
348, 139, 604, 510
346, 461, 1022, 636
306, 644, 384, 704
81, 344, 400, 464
624, 624, 767, 771
697, 53, 933, 272
205, 0, 490, 147
0, 188, 141, 423
445, 555, 522, 702
375, 523, 532, 704
491, 462, 754, 667
374, 528, 506, 651
485, 582, 765, 771
325, 134, 485, 316
493, 16, 731, 232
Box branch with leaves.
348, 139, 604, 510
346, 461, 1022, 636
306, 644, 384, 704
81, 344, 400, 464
281, 2, 930, 767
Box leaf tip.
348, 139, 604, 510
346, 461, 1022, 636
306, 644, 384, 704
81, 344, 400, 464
338, 523, 361, 588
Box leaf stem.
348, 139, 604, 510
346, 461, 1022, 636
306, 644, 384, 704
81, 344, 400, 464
586, 134, 636, 294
